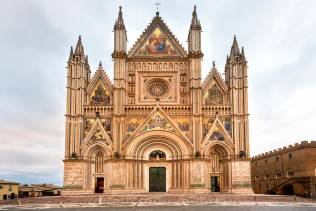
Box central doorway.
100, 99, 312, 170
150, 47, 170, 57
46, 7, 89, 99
95, 177, 104, 193
149, 167, 166, 192
211, 176, 220, 192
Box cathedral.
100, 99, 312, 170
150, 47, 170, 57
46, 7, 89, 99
63, 6, 252, 194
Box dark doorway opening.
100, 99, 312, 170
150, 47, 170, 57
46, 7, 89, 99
95, 177, 104, 193
282, 184, 294, 195
149, 167, 166, 192
10, 193, 15, 199
3, 194, 7, 200
211, 176, 220, 192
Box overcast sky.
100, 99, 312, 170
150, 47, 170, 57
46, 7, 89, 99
0, 0, 316, 185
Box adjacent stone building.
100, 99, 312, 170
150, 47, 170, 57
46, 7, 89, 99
251, 141, 316, 198
0, 179, 19, 200
63, 6, 252, 194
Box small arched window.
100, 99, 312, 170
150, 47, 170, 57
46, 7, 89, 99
149, 150, 166, 160
95, 151, 104, 173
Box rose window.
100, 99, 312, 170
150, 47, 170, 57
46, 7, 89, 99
146, 80, 169, 98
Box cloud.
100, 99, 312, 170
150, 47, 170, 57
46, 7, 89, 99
0, 0, 315, 185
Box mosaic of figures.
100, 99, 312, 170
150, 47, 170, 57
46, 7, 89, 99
176, 118, 190, 138
142, 113, 175, 133
204, 84, 223, 105
138, 28, 176, 55
202, 117, 232, 139
125, 117, 144, 139
90, 84, 111, 105
126, 61, 188, 72
83, 118, 112, 139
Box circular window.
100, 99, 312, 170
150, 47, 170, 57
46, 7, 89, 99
146, 79, 169, 98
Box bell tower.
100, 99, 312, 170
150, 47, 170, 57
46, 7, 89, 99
65, 36, 90, 159
225, 36, 249, 157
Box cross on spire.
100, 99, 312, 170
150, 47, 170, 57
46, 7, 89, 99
154, 1, 161, 15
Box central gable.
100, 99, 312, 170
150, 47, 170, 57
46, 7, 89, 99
128, 15, 187, 58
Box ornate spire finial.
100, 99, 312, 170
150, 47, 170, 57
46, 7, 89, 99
230, 34, 240, 57
74, 35, 84, 56
98, 61, 103, 69
212, 60, 216, 68
190, 5, 201, 30
154, 1, 161, 16
114, 6, 125, 30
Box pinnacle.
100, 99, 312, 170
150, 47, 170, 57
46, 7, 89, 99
68, 46, 73, 61
241, 46, 246, 60
114, 6, 125, 30
230, 35, 240, 57
190, 5, 201, 30
74, 35, 85, 56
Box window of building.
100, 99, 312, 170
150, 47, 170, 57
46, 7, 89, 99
95, 151, 104, 173
0, 185, 3, 189
265, 175, 269, 180
288, 171, 295, 178
276, 156, 279, 162
8, 185, 12, 191
265, 159, 268, 164
266, 183, 268, 189
288, 153, 293, 159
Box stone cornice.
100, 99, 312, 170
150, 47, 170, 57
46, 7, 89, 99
188, 51, 203, 59
111, 51, 127, 59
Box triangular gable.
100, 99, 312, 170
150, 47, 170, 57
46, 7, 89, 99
201, 117, 233, 149
82, 118, 113, 148
202, 68, 228, 95
128, 15, 187, 58
87, 68, 113, 95
124, 105, 191, 145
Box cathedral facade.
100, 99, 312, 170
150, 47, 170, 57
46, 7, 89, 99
63, 6, 252, 194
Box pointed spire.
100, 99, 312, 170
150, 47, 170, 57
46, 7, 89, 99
241, 46, 246, 60
212, 60, 216, 69
68, 46, 73, 61
230, 35, 240, 57
114, 6, 125, 30
99, 61, 102, 68
85, 55, 89, 66
74, 35, 85, 56
190, 5, 201, 30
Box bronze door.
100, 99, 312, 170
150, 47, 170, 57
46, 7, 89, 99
95, 177, 104, 193
149, 167, 166, 192
211, 176, 220, 192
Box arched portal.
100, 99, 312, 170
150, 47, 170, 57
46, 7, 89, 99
204, 142, 232, 193
123, 130, 193, 192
